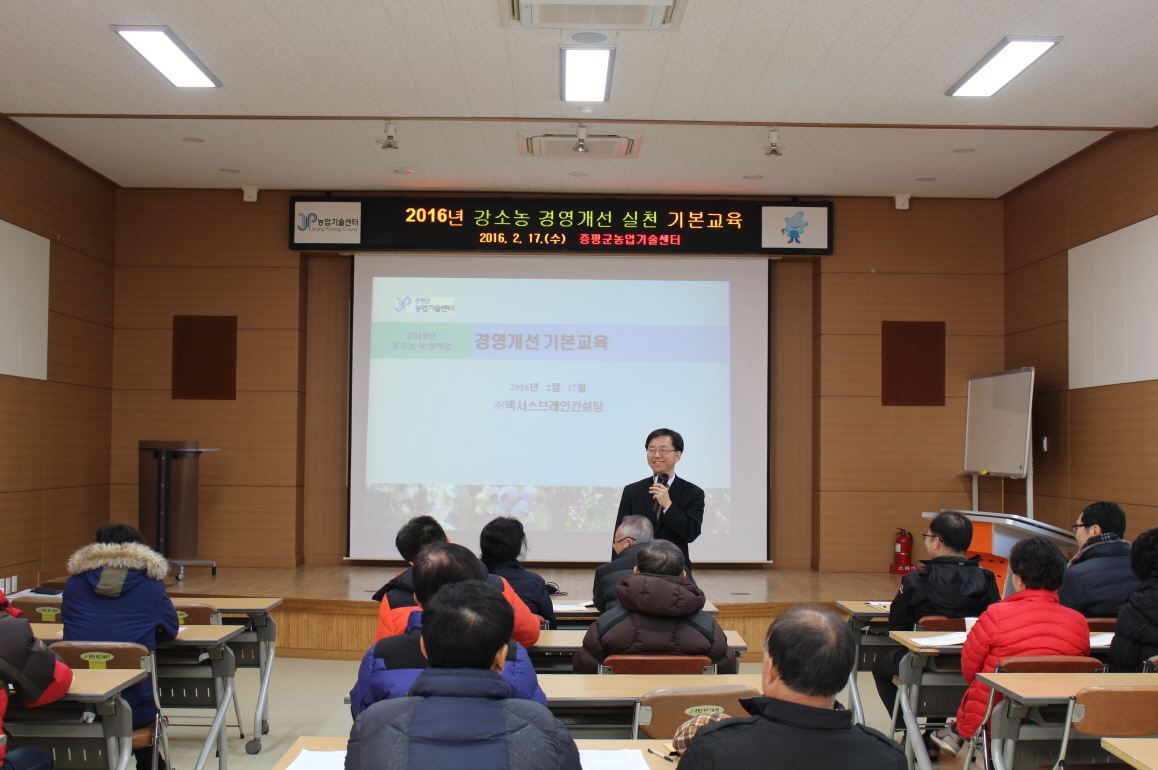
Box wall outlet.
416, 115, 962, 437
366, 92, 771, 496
0, 576, 14, 593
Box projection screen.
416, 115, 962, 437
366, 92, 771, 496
348, 254, 769, 562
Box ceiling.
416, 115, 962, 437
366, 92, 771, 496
4, 0, 1157, 197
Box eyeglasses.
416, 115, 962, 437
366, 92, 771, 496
1071, 523, 1088, 534
921, 533, 939, 542
614, 536, 635, 546
646, 448, 677, 456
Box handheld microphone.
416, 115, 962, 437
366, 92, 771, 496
653, 473, 669, 516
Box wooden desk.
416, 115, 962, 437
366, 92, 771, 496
976, 673, 1158, 770
835, 599, 894, 726
1103, 737, 1158, 770
528, 629, 748, 672
271, 736, 679, 770
891, 630, 1116, 654
32, 623, 244, 646
552, 598, 720, 630
540, 673, 762, 705
174, 596, 282, 753
5, 669, 145, 770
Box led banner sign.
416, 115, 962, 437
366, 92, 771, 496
290, 196, 833, 255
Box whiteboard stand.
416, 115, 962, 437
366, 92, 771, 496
964, 367, 1035, 518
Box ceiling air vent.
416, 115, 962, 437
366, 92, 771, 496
506, 0, 684, 30
518, 130, 643, 158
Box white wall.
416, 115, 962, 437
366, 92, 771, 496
1070, 213, 1158, 390
0, 218, 50, 380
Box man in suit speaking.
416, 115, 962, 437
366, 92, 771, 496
614, 428, 705, 574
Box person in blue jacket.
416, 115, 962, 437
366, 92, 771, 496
350, 543, 546, 716
62, 524, 179, 770
480, 516, 556, 628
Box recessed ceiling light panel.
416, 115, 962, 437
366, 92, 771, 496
743, 175, 763, 180
113, 26, 221, 87
562, 48, 614, 102
948, 36, 1060, 97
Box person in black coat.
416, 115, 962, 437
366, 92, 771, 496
614, 428, 704, 573
370, 515, 448, 607
480, 516, 555, 628
1060, 501, 1140, 617
872, 512, 1000, 709
679, 605, 904, 770
591, 516, 653, 612
1109, 527, 1158, 672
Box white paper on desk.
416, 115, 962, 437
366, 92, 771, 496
1090, 632, 1115, 648
285, 749, 347, 770
918, 632, 968, 647
178, 626, 188, 632
579, 749, 651, 770
866, 602, 892, 612
553, 604, 590, 612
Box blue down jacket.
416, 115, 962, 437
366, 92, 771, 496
1059, 539, 1140, 618
350, 609, 547, 716
346, 668, 579, 770
62, 542, 179, 729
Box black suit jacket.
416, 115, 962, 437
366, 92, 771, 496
591, 542, 646, 612
614, 475, 705, 569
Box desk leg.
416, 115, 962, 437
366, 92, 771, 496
899, 682, 933, 770
193, 648, 237, 770
246, 615, 276, 754
107, 695, 134, 770
847, 617, 866, 725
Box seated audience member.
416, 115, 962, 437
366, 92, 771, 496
1, 588, 74, 770
373, 523, 541, 648
678, 605, 904, 770
572, 540, 737, 674
1060, 501, 1140, 617
371, 515, 448, 607
346, 581, 580, 770
480, 516, 555, 628
350, 543, 546, 715
873, 511, 1000, 709
1109, 527, 1158, 672
591, 516, 653, 612
930, 536, 1090, 757
63, 524, 179, 770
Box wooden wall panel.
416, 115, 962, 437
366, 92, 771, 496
114, 267, 304, 330
769, 262, 813, 569
115, 190, 299, 269
48, 313, 113, 389
0, 490, 44, 570
0, 376, 47, 493
303, 257, 352, 564
0, 119, 116, 265
818, 273, 1003, 336
117, 328, 305, 393
817, 397, 970, 493
814, 489, 972, 572
826, 198, 1003, 275
1064, 132, 1158, 250
817, 334, 1001, 399
1005, 321, 1068, 393
49, 243, 114, 326
198, 485, 300, 567
1004, 172, 1071, 273
1032, 390, 1070, 501
42, 485, 110, 570
1069, 380, 1158, 506
110, 390, 302, 487
44, 383, 112, 489
1005, 252, 1067, 335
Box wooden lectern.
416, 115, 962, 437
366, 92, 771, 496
138, 441, 219, 580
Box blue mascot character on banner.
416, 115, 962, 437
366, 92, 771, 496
782, 211, 808, 244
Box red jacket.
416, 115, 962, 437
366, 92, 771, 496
374, 575, 541, 648
955, 588, 1089, 738
0, 608, 74, 763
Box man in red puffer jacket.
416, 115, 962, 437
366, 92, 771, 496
0, 589, 75, 770
930, 537, 1090, 757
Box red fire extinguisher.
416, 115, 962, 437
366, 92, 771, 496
890, 529, 916, 575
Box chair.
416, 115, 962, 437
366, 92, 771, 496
10, 595, 63, 623
1142, 655, 1158, 673
636, 685, 761, 739
916, 615, 966, 632
50, 641, 170, 769
1052, 685, 1158, 770
961, 655, 1105, 770
599, 655, 716, 675
1086, 618, 1116, 633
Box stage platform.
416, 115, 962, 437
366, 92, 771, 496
169, 564, 901, 660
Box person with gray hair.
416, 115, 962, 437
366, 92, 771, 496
573, 540, 735, 673
679, 605, 904, 769
590, 516, 654, 612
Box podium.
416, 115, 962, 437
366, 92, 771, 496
138, 441, 219, 580
923, 510, 1076, 595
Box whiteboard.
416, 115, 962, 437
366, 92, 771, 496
963, 367, 1034, 478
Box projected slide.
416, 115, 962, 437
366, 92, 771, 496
349, 256, 768, 562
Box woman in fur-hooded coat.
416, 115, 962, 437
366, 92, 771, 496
62, 524, 179, 729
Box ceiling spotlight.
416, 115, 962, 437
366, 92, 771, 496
573, 124, 589, 153
915, 177, 936, 182
765, 128, 783, 157
953, 147, 976, 154
569, 171, 589, 177
743, 174, 763, 180
219, 168, 241, 173
381, 121, 399, 150
182, 136, 205, 143
393, 168, 415, 174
